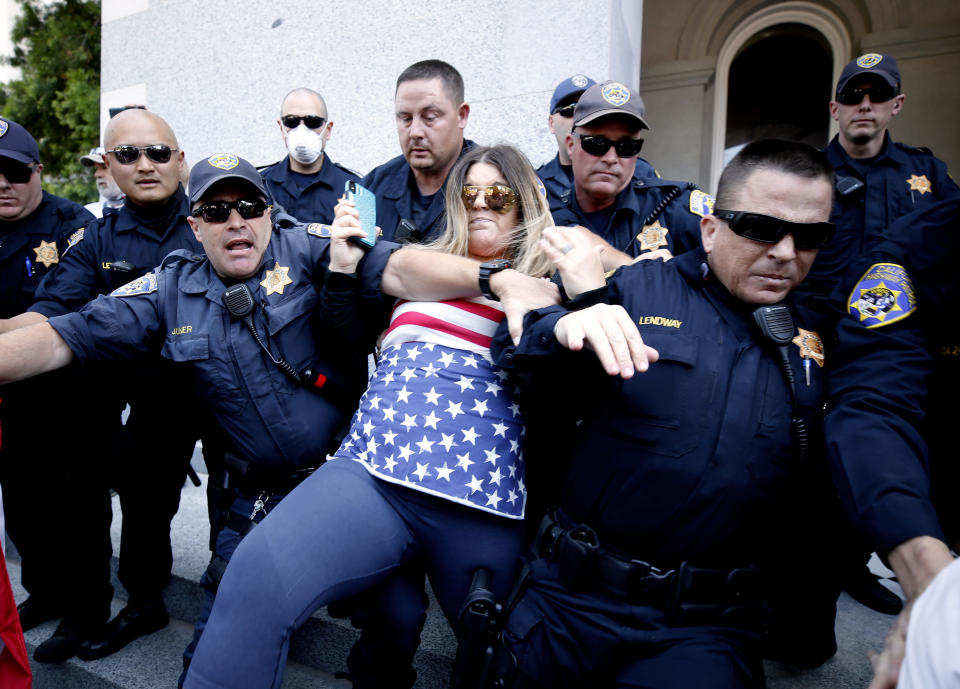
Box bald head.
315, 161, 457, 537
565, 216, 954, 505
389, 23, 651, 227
280, 88, 327, 117
103, 109, 184, 206
104, 108, 179, 150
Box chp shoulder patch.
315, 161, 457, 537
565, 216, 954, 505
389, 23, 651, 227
306, 223, 332, 238
689, 190, 714, 218
110, 272, 158, 297
847, 262, 917, 328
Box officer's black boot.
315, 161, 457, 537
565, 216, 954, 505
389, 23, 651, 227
76, 597, 169, 660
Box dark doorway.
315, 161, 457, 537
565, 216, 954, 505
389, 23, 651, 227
725, 23, 832, 163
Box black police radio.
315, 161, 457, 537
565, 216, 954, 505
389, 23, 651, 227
222, 283, 328, 390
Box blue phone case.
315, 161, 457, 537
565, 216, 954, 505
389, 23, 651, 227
345, 180, 377, 247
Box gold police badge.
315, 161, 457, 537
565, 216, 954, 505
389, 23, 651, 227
792, 328, 825, 367
637, 220, 669, 251
33, 240, 59, 268
907, 174, 932, 195
260, 262, 293, 296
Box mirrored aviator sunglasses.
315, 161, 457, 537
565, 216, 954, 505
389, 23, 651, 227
713, 209, 835, 250
460, 185, 518, 214
109, 144, 178, 165
191, 199, 269, 223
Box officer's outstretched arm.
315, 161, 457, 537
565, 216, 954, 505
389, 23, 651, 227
0, 310, 48, 335
0, 322, 75, 384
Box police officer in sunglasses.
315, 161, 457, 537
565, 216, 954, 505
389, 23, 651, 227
490, 139, 837, 689
260, 87, 361, 225
0, 107, 213, 664
550, 80, 711, 271
536, 74, 658, 210
0, 117, 104, 661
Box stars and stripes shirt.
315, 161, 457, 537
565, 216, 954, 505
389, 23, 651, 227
333, 298, 526, 519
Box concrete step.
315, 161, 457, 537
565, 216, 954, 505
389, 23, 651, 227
5, 452, 899, 689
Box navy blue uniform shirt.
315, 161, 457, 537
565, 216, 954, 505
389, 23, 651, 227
494, 249, 826, 568
261, 154, 359, 224
825, 198, 960, 553
537, 154, 659, 213
796, 134, 960, 306
550, 177, 709, 259
0, 191, 93, 318
29, 187, 201, 317
49, 225, 397, 469
361, 139, 477, 244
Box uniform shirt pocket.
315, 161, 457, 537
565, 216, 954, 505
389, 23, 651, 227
162, 333, 247, 415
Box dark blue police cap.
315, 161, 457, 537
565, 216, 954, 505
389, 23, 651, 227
189, 154, 268, 203
0, 117, 40, 164
836, 53, 901, 97
550, 74, 597, 114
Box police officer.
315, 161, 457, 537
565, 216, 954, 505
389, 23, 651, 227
362, 59, 476, 243
550, 81, 710, 271
537, 74, 657, 209
0, 108, 209, 662
797, 52, 960, 305
260, 87, 360, 223
491, 139, 836, 688
0, 117, 104, 663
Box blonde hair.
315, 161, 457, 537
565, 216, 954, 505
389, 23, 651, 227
425, 145, 554, 278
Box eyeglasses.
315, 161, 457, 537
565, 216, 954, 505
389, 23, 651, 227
0, 161, 38, 184
574, 133, 644, 158
191, 198, 269, 224
461, 185, 518, 214
836, 83, 898, 106
281, 115, 327, 130
713, 209, 834, 250
107, 144, 178, 165
553, 103, 576, 118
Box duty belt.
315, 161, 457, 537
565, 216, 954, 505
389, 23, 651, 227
532, 511, 768, 628
224, 453, 320, 496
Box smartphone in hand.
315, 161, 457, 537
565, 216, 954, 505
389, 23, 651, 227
345, 180, 377, 248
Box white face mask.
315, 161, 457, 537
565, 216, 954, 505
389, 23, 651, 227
285, 124, 324, 165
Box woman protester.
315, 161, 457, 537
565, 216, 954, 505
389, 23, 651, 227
184, 145, 556, 689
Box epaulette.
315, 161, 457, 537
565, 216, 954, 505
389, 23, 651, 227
160, 249, 203, 270
559, 188, 573, 207
271, 207, 300, 229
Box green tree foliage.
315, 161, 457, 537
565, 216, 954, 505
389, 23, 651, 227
0, 0, 100, 202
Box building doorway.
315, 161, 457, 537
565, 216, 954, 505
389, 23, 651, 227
723, 23, 832, 165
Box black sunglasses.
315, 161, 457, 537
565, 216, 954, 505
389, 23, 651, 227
191, 198, 269, 224
575, 133, 644, 158
836, 83, 898, 106
281, 115, 327, 130
107, 144, 178, 165
0, 161, 38, 184
713, 209, 834, 250
553, 103, 576, 118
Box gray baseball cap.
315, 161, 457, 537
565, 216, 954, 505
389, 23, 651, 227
573, 80, 648, 130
